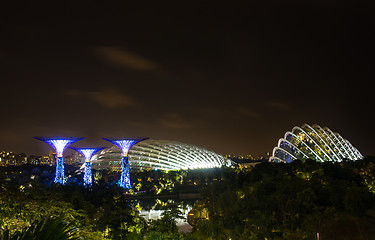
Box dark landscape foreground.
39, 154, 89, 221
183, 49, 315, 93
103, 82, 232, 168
1, 156, 375, 239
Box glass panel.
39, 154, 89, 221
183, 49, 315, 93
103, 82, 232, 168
274, 148, 295, 163
285, 132, 321, 161
323, 128, 351, 159
313, 126, 346, 160
302, 125, 338, 162
293, 128, 328, 161
279, 140, 306, 160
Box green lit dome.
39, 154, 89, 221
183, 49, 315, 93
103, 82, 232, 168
269, 124, 363, 163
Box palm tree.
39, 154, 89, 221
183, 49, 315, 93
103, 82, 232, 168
1, 217, 79, 240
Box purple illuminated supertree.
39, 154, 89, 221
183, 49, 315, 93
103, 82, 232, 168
103, 138, 148, 189
70, 147, 106, 187
34, 137, 84, 184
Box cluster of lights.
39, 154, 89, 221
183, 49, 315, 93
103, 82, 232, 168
43, 139, 83, 157
35, 137, 233, 188
83, 162, 92, 187
102, 138, 148, 157
70, 147, 106, 187
55, 157, 65, 184
34, 137, 84, 184
103, 138, 148, 188
34, 137, 147, 188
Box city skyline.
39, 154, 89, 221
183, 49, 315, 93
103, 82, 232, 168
1, 3, 374, 157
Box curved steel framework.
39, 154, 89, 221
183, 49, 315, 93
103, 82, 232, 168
34, 137, 84, 184
70, 147, 106, 187
92, 139, 234, 171
269, 124, 363, 163
103, 138, 148, 189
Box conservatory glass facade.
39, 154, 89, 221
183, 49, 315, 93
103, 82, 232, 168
269, 124, 363, 163
91, 139, 234, 171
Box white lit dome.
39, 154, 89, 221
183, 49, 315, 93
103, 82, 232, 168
269, 124, 363, 163
91, 139, 234, 171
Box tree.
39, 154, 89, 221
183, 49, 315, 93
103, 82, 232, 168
1, 217, 79, 240
146, 204, 184, 240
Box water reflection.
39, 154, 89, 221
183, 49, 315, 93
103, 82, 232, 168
131, 199, 193, 233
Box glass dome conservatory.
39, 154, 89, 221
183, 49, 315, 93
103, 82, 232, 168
269, 124, 363, 163
91, 139, 234, 171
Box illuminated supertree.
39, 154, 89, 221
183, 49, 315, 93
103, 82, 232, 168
70, 147, 106, 187
103, 138, 148, 188
34, 137, 84, 184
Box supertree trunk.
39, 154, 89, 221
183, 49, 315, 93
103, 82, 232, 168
119, 156, 131, 189
54, 156, 65, 184
84, 162, 92, 187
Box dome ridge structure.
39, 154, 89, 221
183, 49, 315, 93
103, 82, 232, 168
269, 124, 363, 163
92, 139, 234, 171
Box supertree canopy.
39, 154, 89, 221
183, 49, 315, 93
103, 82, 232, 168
70, 147, 106, 187
34, 137, 84, 184
103, 138, 148, 189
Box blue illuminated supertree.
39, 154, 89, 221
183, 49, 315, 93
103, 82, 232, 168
103, 138, 148, 189
70, 147, 106, 187
34, 137, 84, 184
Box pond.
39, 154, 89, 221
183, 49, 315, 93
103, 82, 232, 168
131, 198, 194, 233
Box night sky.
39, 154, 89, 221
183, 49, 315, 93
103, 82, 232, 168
1, 2, 374, 157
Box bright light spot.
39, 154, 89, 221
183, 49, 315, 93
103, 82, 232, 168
72, 148, 104, 162
112, 140, 140, 156
46, 140, 74, 157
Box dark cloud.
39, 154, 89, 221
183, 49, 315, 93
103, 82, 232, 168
94, 47, 160, 71
66, 89, 137, 108
157, 113, 193, 129
233, 106, 260, 119
265, 101, 292, 111
1, 3, 374, 156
